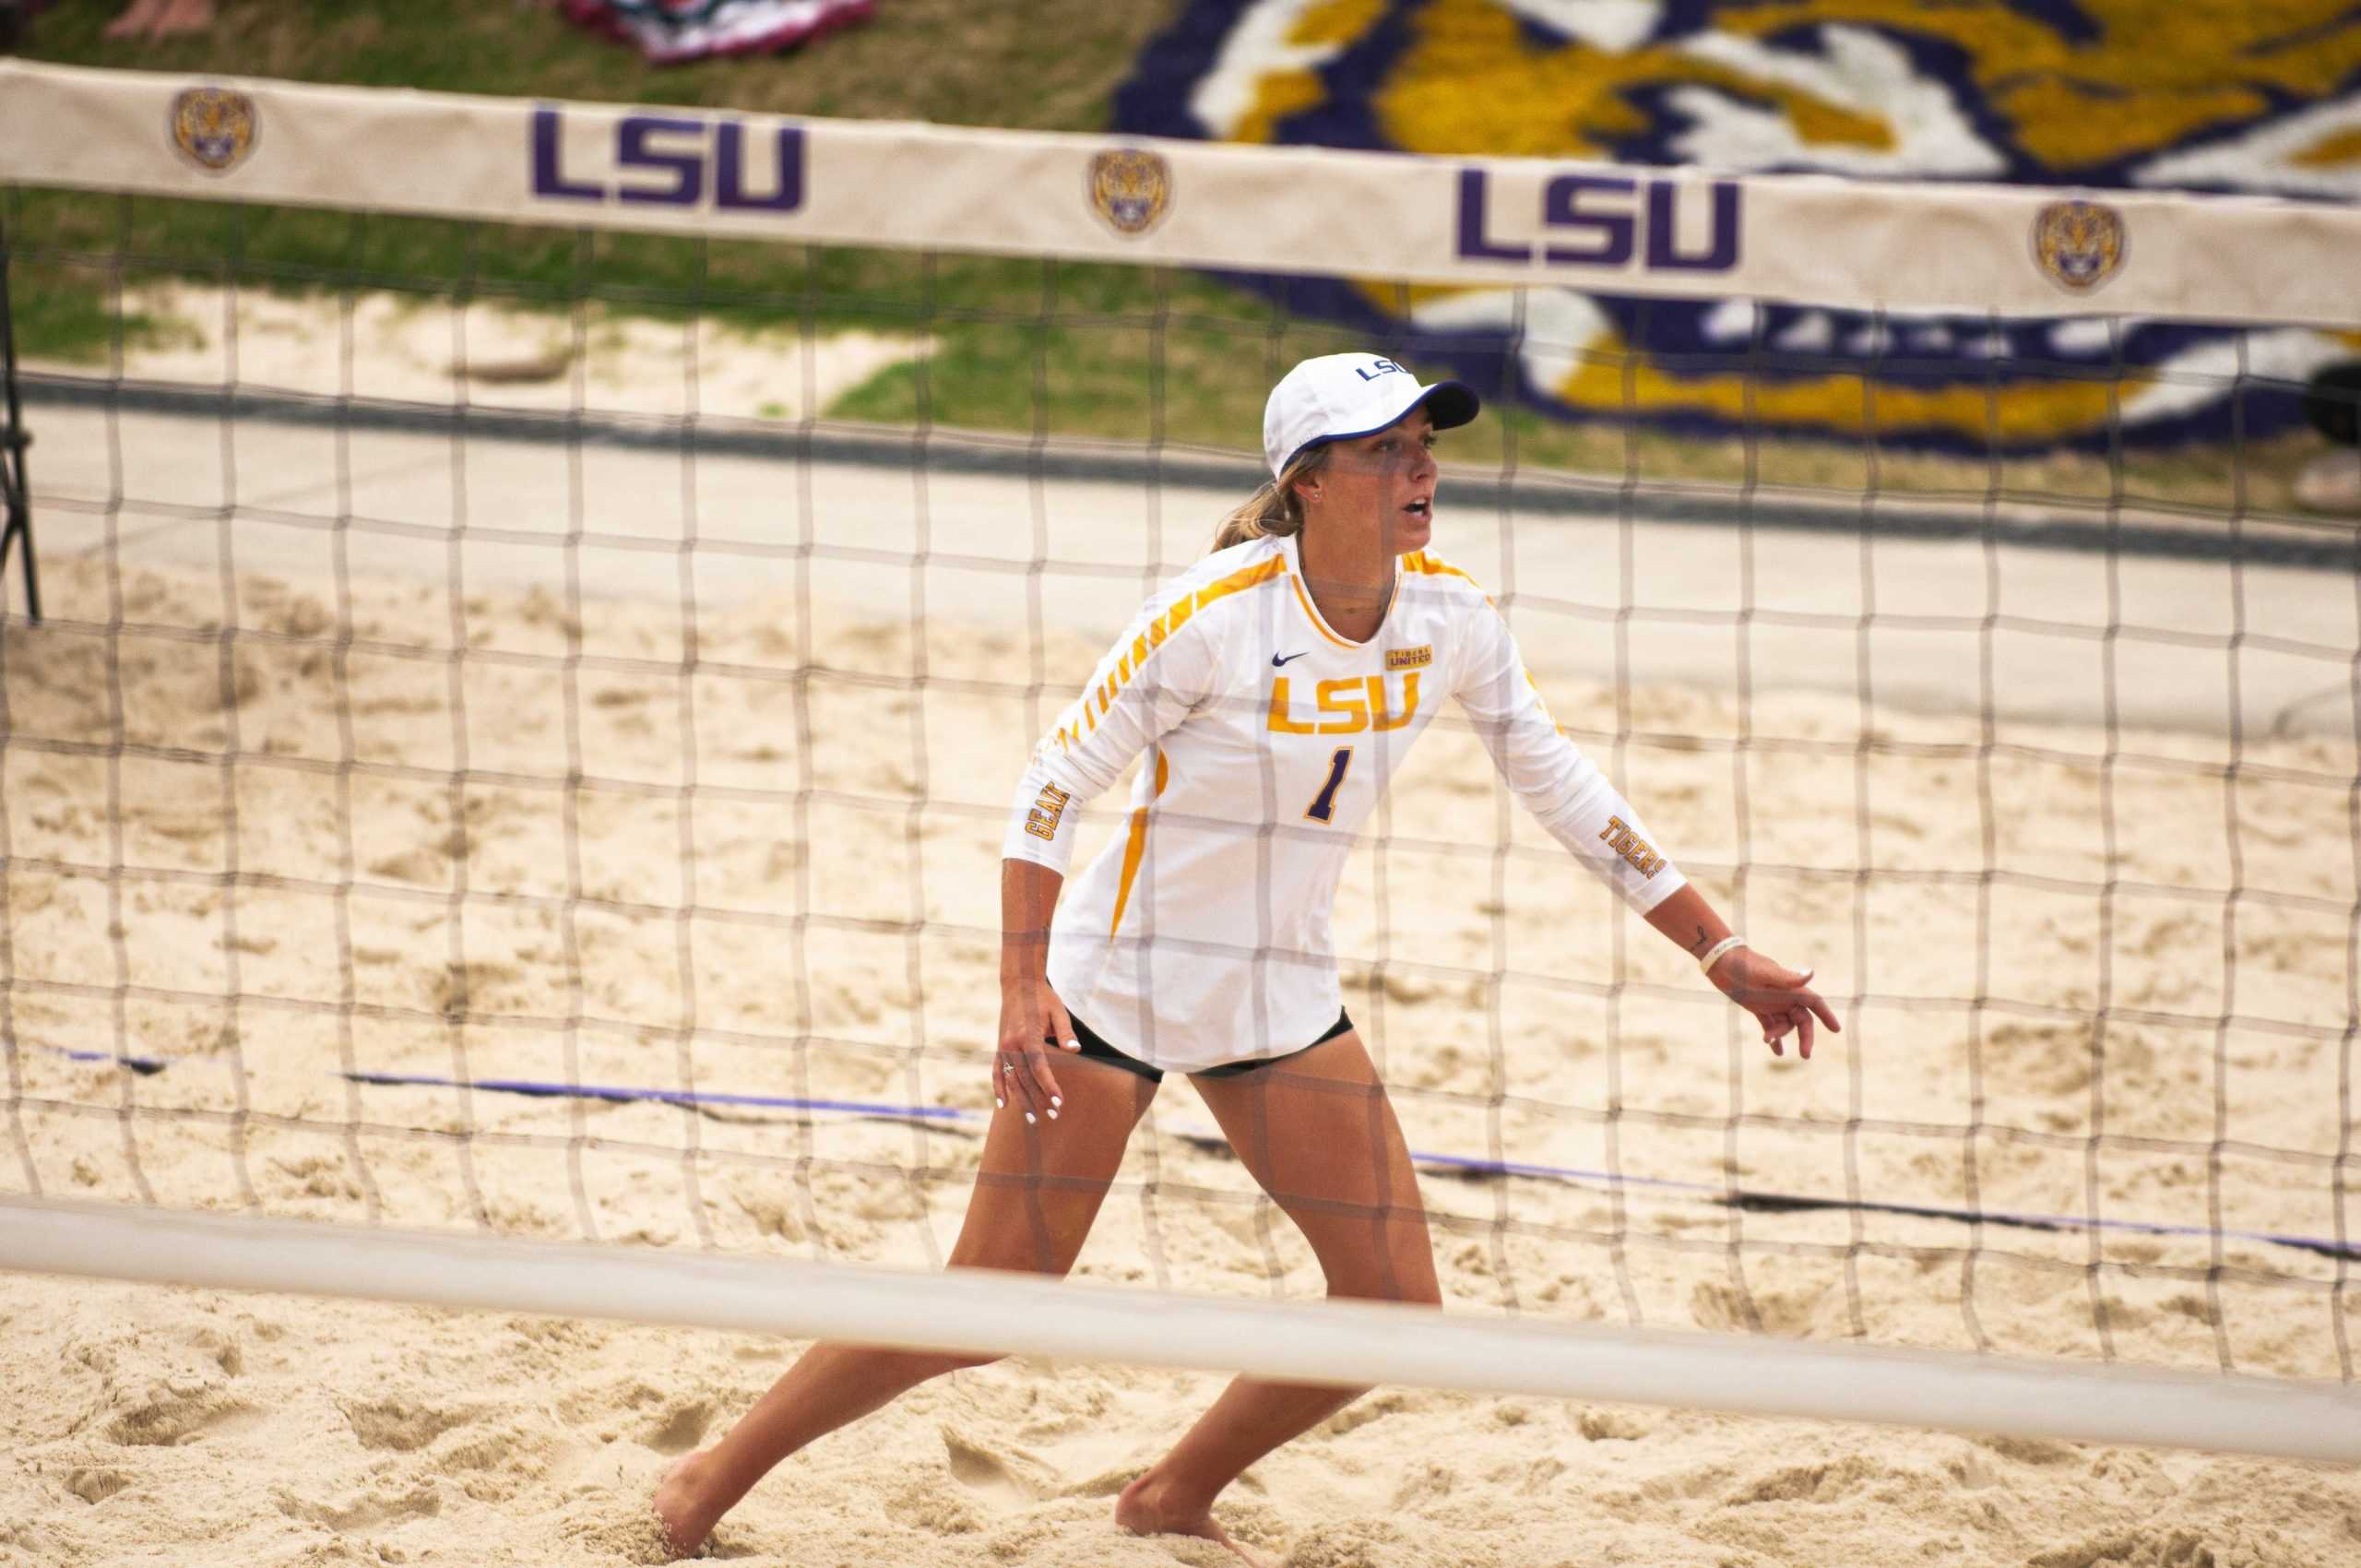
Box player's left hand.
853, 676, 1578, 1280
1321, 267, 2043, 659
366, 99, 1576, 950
1709, 949, 1841, 1059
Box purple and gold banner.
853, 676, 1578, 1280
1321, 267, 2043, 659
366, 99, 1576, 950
1114, 0, 2361, 448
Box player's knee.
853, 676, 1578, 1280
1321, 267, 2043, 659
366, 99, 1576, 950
949, 1194, 1101, 1278
1325, 1263, 1442, 1307
875, 1345, 999, 1382
947, 1236, 1088, 1278
1384, 1274, 1445, 1309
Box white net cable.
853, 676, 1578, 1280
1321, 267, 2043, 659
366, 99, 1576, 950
3, 63, 2360, 1459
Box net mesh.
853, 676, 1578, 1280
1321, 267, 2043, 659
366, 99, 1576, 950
3, 165, 2359, 1395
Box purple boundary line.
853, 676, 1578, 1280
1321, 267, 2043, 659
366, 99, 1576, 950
37, 1048, 2359, 1262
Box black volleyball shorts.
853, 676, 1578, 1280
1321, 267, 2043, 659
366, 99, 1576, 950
1063, 1006, 1354, 1085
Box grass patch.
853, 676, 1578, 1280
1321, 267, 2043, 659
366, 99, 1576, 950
6, 251, 200, 362
821, 264, 1364, 450
825, 303, 2317, 516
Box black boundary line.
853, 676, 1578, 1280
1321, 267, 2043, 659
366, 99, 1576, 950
1718, 1189, 2361, 1266
1165, 1128, 2361, 1265
323, 1074, 2361, 1266
21, 372, 2361, 572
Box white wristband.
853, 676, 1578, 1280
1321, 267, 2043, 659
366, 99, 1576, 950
1698, 935, 1746, 976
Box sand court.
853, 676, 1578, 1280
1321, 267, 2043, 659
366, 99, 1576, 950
4, 406, 2360, 1565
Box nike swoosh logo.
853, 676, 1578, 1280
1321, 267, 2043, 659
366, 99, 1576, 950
1271, 651, 1310, 667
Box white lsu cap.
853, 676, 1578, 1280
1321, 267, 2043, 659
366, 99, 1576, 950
1262, 352, 1481, 481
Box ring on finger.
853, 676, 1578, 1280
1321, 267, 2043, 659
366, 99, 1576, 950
1003, 1063, 1015, 1075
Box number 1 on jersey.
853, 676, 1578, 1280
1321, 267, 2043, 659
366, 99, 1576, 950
1305, 746, 1354, 823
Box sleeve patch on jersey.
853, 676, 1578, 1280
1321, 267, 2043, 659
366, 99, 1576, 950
1385, 644, 1433, 671
1025, 779, 1074, 840
1599, 814, 1666, 879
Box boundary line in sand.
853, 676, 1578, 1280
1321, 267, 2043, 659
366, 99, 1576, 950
5, 1194, 2357, 1464
20, 373, 2361, 572
39, 1042, 2361, 1265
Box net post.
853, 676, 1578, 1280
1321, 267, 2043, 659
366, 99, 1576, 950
0, 204, 39, 624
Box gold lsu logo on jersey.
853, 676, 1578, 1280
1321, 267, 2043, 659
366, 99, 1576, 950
1266, 674, 1419, 734
169, 86, 259, 174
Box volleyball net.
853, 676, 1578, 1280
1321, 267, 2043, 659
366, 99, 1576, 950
3, 60, 2360, 1459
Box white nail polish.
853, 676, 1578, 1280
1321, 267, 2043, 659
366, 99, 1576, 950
1047, 1109, 1059, 1120
1050, 1096, 1062, 1109
1063, 1039, 1081, 1052
995, 1098, 1004, 1109
1025, 1112, 1037, 1124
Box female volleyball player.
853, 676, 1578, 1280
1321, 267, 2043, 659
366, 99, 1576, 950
653, 353, 1838, 1562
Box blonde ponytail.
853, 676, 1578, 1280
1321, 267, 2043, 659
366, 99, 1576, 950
1211, 445, 1332, 552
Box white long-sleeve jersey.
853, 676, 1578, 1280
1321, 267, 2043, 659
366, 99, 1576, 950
1001, 530, 1685, 1072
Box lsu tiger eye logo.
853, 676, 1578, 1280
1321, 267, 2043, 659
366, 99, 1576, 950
169, 87, 259, 174
1087, 148, 1173, 236
2031, 200, 2128, 294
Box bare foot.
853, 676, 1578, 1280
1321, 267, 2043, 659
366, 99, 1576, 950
1115, 1472, 1270, 1568
147, 0, 215, 37
649, 1450, 720, 1560
103, 0, 165, 40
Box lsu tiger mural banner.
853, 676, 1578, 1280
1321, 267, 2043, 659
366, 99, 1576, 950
1113, 0, 2361, 450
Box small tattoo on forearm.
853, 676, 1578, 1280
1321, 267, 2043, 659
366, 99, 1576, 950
1688, 925, 1711, 956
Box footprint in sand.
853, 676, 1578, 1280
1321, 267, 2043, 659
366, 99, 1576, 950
104, 1377, 257, 1447
273, 1482, 443, 1531
641, 1398, 713, 1456
340, 1396, 481, 1453
939, 1424, 1060, 1506
65, 1467, 128, 1505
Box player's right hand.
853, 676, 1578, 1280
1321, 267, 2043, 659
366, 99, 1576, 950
993, 979, 1079, 1124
